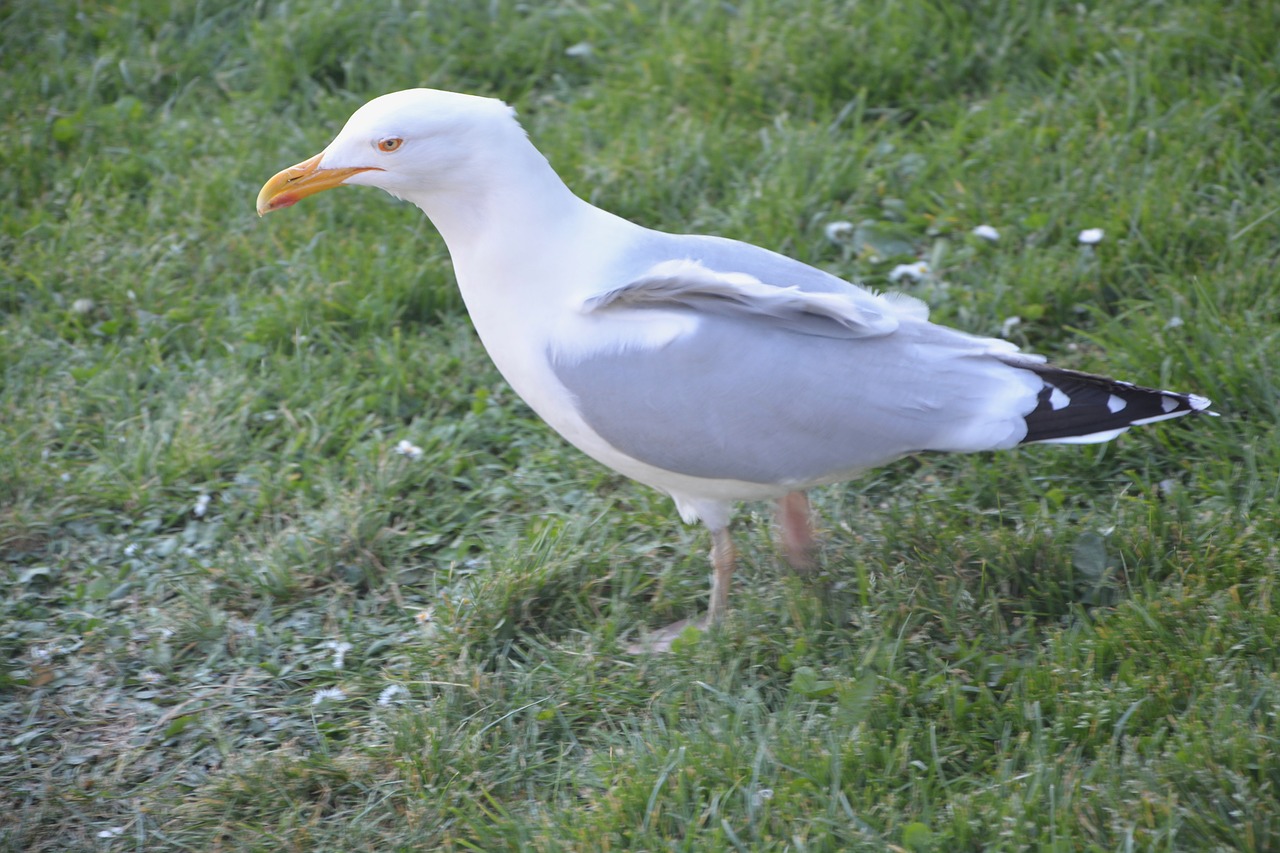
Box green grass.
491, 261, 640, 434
3, 0, 1279, 849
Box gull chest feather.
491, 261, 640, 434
450, 235, 624, 445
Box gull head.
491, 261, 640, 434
256, 88, 521, 216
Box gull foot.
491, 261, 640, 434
625, 615, 709, 654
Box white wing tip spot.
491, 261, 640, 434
1161, 395, 1179, 413
1049, 387, 1070, 411
1106, 394, 1127, 414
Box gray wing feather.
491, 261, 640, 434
551, 233, 1038, 486
584, 259, 908, 339
642, 232, 860, 296
553, 312, 1038, 486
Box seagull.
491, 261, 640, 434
257, 89, 1211, 649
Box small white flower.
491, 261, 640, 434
228, 617, 259, 638
1000, 316, 1022, 338
751, 788, 775, 807
823, 220, 855, 242
414, 608, 435, 626
972, 224, 1000, 242
378, 684, 409, 706
71, 298, 95, 315
1078, 228, 1105, 245
311, 687, 346, 705
193, 494, 211, 517
394, 439, 424, 460
1158, 479, 1177, 496
322, 640, 353, 669
97, 827, 125, 839
138, 669, 163, 684
30, 646, 53, 664
60, 473, 71, 482
888, 261, 931, 283
124, 543, 139, 557
1164, 316, 1185, 330
564, 41, 594, 58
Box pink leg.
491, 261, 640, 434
627, 526, 737, 654
707, 526, 736, 625
777, 490, 816, 572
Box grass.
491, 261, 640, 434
3, 0, 1279, 849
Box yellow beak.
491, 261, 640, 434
256, 152, 380, 216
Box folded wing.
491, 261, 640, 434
553, 255, 1043, 486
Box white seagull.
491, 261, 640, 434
257, 89, 1211, 649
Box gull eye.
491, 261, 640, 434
376, 137, 403, 153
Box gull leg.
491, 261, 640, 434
707, 525, 736, 625
777, 490, 816, 572
627, 524, 736, 654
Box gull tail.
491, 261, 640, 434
1015, 364, 1213, 445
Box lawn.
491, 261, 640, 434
3, 0, 1279, 850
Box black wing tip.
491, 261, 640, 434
1019, 365, 1212, 445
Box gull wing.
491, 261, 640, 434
584, 257, 928, 340
551, 250, 1037, 486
